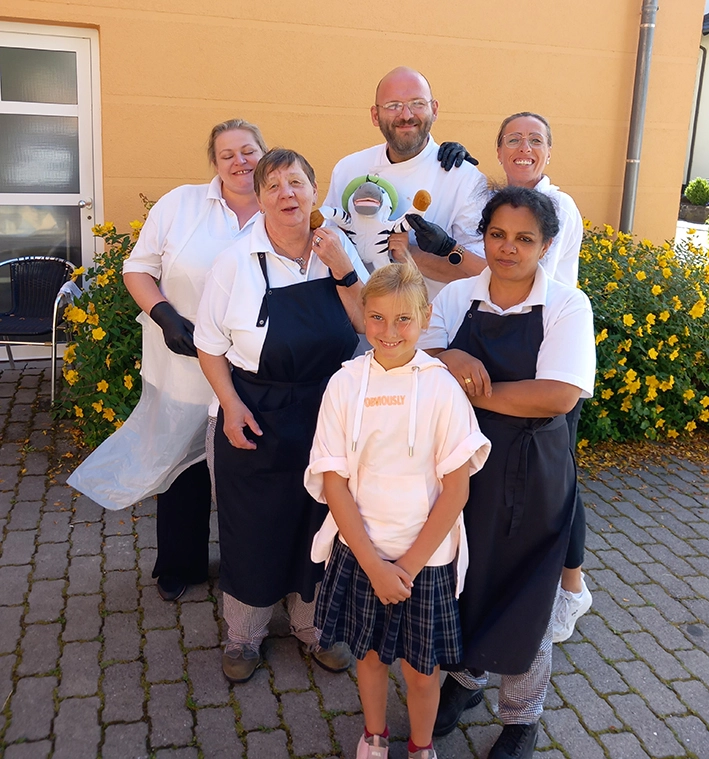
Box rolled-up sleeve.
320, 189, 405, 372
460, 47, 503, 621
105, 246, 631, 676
194, 265, 233, 357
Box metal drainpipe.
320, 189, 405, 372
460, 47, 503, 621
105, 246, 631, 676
686, 43, 707, 185
619, 0, 660, 233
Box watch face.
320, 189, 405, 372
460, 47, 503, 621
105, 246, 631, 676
448, 250, 463, 266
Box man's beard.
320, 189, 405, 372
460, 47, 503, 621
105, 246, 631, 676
379, 112, 433, 159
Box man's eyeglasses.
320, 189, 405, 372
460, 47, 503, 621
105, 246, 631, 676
376, 99, 433, 113
502, 133, 547, 149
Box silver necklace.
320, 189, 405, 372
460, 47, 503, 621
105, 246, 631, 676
294, 257, 307, 275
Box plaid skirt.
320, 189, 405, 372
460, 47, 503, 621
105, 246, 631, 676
315, 539, 462, 675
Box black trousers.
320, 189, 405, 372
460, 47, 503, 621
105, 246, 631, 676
152, 460, 212, 584
564, 400, 586, 570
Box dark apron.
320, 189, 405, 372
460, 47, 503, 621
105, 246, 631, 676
214, 253, 358, 607
450, 300, 575, 675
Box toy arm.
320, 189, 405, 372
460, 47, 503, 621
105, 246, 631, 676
311, 205, 353, 231
390, 189, 432, 234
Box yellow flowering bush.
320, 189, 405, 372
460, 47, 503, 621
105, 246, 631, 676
56, 201, 153, 447
578, 224, 709, 444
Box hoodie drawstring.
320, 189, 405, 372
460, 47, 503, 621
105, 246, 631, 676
408, 365, 420, 457
351, 352, 372, 452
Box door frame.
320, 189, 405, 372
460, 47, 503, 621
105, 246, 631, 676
0, 19, 103, 269
0, 20, 103, 362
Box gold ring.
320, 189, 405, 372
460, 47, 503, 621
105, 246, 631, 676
464, 377, 472, 384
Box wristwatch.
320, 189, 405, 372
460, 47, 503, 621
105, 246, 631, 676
447, 245, 466, 266
332, 270, 359, 287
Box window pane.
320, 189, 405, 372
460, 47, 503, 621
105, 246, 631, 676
0, 114, 79, 193
0, 205, 81, 312
0, 47, 78, 104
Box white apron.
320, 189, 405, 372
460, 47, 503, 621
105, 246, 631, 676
68, 204, 234, 510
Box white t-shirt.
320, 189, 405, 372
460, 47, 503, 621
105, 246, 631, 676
194, 214, 369, 370
418, 266, 596, 398
305, 350, 491, 595
324, 137, 489, 299
124, 175, 259, 416
534, 175, 583, 286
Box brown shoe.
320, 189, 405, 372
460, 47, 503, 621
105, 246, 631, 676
222, 646, 261, 683
310, 642, 351, 673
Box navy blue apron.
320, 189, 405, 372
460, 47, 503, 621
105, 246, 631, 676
450, 300, 575, 675
214, 253, 358, 607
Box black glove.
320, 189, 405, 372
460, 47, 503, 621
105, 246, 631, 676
405, 215, 457, 256
150, 301, 198, 357
437, 141, 479, 171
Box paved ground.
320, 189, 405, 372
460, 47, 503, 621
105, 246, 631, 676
1, 361, 709, 759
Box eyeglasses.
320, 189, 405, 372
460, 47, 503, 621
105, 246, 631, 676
376, 99, 433, 113
502, 132, 547, 149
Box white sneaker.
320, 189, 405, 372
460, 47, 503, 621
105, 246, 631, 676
356, 733, 389, 759
552, 574, 593, 643
409, 749, 437, 759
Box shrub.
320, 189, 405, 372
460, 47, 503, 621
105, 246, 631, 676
56, 202, 152, 447
577, 223, 709, 447
684, 177, 709, 206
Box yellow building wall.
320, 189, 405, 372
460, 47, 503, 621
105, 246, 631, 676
3, 0, 706, 242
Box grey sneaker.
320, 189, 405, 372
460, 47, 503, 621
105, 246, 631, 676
408, 749, 437, 759
356, 733, 388, 759
552, 574, 593, 643
309, 641, 352, 673
222, 646, 261, 683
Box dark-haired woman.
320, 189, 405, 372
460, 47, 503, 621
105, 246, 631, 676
419, 187, 595, 759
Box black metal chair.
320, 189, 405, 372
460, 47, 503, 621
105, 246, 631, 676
0, 256, 78, 403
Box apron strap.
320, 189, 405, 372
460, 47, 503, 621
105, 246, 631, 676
255, 252, 270, 328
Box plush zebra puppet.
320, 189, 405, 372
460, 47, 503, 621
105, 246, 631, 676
310, 175, 431, 270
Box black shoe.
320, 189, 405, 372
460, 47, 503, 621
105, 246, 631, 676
433, 676, 485, 737
157, 575, 187, 602
488, 723, 539, 759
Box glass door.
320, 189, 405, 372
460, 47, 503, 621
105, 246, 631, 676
0, 25, 99, 279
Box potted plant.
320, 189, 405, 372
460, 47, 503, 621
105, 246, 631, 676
679, 177, 709, 224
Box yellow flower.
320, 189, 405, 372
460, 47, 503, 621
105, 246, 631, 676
102, 408, 116, 422
63, 368, 79, 386
88, 302, 96, 314
645, 387, 658, 401
92, 221, 116, 236
577, 439, 589, 450
105, 356, 111, 368
583, 218, 592, 229
623, 314, 635, 327
635, 271, 647, 281
114, 419, 124, 429
655, 418, 665, 428
624, 369, 638, 382
659, 311, 670, 322
73, 405, 84, 418
651, 285, 662, 296
672, 296, 682, 310
613, 268, 624, 280
605, 282, 619, 293
686, 421, 697, 432
667, 429, 679, 439
92, 400, 104, 413
63, 344, 76, 363
646, 375, 659, 388
135, 360, 141, 370
129, 219, 144, 239
667, 334, 679, 346
97, 380, 109, 393
96, 273, 109, 287
66, 306, 87, 324
689, 300, 706, 319
659, 376, 675, 391
618, 356, 627, 366
683, 389, 695, 401
603, 224, 614, 236
648, 348, 658, 360
645, 313, 656, 325
700, 410, 709, 422
601, 388, 614, 400
620, 398, 632, 412
595, 329, 608, 345
124, 374, 133, 390
87, 313, 99, 326
70, 266, 85, 282
627, 380, 641, 394
662, 267, 672, 279
92, 327, 107, 341
604, 368, 617, 379
700, 396, 709, 408
655, 405, 664, 413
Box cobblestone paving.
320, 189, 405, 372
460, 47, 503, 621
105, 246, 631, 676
1, 361, 708, 759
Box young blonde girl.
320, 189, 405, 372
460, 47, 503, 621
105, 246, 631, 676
305, 258, 490, 759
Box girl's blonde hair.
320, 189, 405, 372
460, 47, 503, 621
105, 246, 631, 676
361, 255, 430, 326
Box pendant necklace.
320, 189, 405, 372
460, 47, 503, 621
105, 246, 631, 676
294, 257, 307, 275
